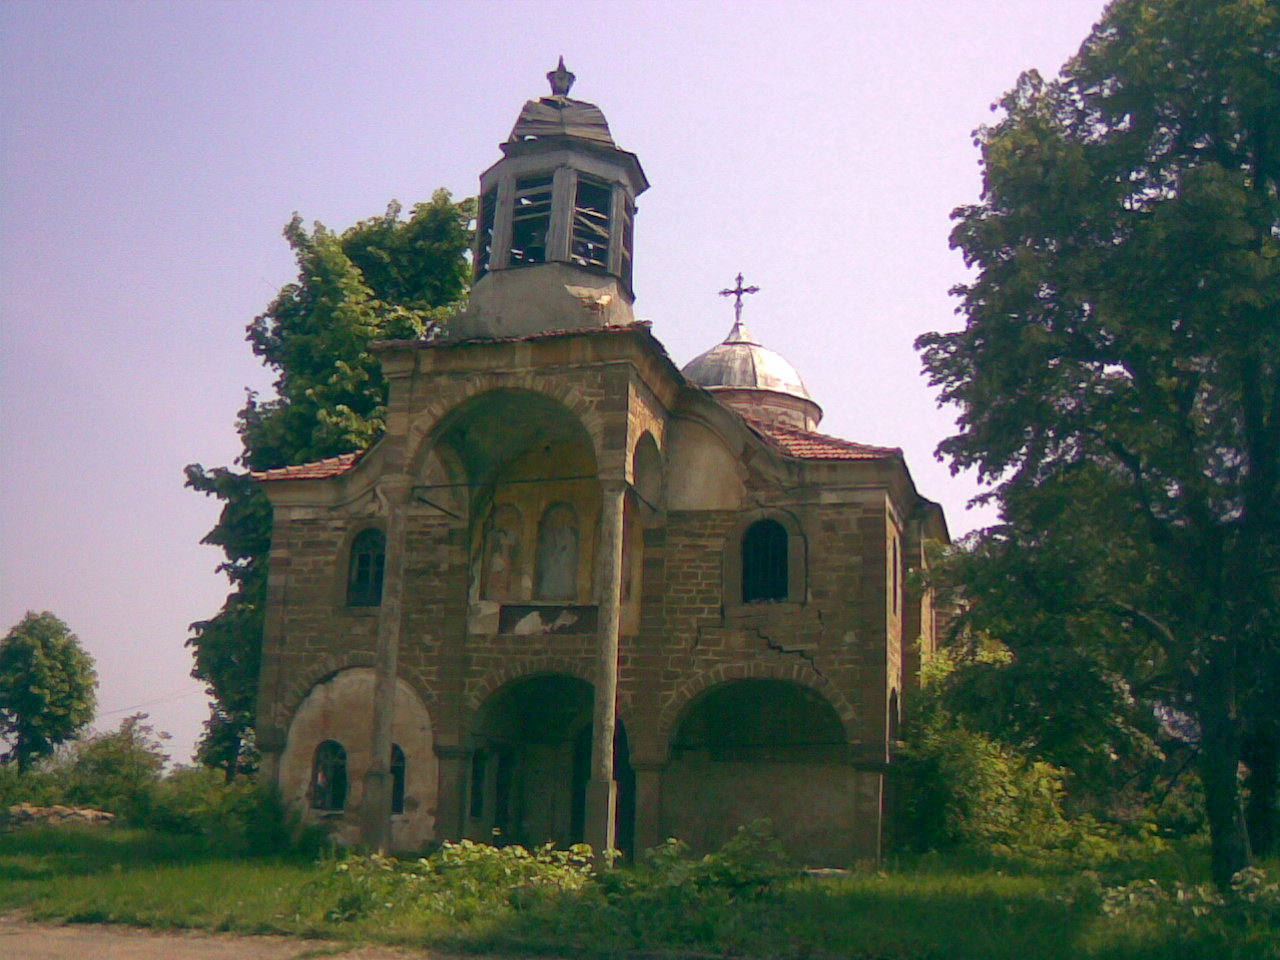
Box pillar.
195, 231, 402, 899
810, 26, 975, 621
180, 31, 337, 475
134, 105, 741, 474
360, 476, 411, 851
434, 744, 471, 841
631, 760, 664, 853
586, 479, 626, 861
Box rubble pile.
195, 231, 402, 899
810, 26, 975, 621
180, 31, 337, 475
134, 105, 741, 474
1, 803, 115, 829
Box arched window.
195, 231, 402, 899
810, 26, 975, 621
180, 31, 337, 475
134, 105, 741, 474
535, 502, 579, 601
311, 740, 347, 811
742, 519, 789, 603
347, 528, 386, 607
390, 743, 406, 815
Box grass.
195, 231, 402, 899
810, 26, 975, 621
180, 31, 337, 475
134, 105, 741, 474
0, 825, 1274, 959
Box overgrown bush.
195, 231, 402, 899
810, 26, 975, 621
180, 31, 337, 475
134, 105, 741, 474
55, 714, 167, 823
301, 818, 794, 948
302, 839, 597, 924
1099, 867, 1280, 958
0, 761, 60, 808
1, 714, 318, 858
148, 769, 324, 857
896, 713, 1072, 854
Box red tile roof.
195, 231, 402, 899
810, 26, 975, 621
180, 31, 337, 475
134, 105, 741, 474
743, 416, 899, 461
251, 451, 363, 482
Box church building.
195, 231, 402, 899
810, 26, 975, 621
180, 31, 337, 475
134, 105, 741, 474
252, 62, 948, 865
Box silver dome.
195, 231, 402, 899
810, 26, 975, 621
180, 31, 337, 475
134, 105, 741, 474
681, 319, 814, 401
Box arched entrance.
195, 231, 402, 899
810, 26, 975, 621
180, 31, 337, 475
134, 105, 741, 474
469, 674, 634, 855
664, 678, 859, 865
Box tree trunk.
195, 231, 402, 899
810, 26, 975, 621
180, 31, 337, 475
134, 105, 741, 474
1243, 712, 1279, 858
1197, 646, 1250, 890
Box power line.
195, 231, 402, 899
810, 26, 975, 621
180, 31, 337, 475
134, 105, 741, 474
98, 684, 207, 717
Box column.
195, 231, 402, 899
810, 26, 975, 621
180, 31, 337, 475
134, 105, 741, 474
585, 479, 626, 862
434, 744, 471, 841
631, 760, 664, 854
359, 476, 411, 852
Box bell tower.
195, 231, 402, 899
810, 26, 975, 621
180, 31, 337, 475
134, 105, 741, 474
451, 59, 650, 340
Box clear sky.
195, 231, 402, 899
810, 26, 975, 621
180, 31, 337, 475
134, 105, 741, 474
1, 0, 1109, 764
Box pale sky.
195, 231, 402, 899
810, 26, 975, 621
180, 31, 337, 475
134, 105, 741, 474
1, 0, 1109, 764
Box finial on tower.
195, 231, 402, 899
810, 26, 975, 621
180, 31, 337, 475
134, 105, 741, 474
547, 56, 576, 97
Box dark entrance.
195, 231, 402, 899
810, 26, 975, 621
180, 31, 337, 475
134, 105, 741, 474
471, 674, 634, 854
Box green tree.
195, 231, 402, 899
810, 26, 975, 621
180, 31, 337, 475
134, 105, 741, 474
917, 0, 1279, 888
0, 611, 97, 772
187, 193, 473, 774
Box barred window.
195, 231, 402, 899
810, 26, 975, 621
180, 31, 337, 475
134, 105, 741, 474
347, 528, 386, 607
742, 519, 788, 603
311, 740, 348, 811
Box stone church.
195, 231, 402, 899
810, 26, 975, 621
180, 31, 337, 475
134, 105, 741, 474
252, 61, 948, 866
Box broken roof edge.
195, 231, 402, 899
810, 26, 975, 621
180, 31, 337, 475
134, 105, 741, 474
373, 319, 669, 357
250, 448, 367, 483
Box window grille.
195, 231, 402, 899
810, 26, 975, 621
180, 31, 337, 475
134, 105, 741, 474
311, 740, 348, 811
347, 528, 386, 607
742, 519, 788, 603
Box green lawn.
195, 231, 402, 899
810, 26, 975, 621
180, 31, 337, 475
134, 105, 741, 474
0, 826, 1274, 960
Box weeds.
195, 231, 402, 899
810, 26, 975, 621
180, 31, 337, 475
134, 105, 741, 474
0, 820, 1275, 959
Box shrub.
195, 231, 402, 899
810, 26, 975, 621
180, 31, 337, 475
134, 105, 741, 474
147, 769, 324, 857
896, 715, 1071, 854
53, 714, 167, 824
0, 761, 60, 808
302, 839, 596, 924
1099, 867, 1280, 958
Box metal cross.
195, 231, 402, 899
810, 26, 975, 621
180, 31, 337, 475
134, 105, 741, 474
719, 273, 760, 325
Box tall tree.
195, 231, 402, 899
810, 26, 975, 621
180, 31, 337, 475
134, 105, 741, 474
187, 192, 472, 774
918, 0, 1279, 888
0, 611, 97, 772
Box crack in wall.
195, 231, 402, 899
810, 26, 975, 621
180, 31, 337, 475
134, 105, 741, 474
749, 625, 829, 685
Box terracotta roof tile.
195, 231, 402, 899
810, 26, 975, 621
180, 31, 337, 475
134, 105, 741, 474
742, 417, 899, 462
252, 451, 363, 482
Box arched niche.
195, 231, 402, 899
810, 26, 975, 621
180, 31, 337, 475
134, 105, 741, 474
278, 668, 436, 850
535, 502, 581, 601
663, 679, 863, 866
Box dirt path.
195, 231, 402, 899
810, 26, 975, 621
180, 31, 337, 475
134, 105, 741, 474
0, 916, 469, 960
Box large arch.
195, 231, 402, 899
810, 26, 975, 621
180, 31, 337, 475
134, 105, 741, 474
407, 377, 606, 483
278, 667, 437, 850
657, 661, 859, 749
467, 672, 635, 857
414, 388, 605, 617
662, 677, 869, 866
